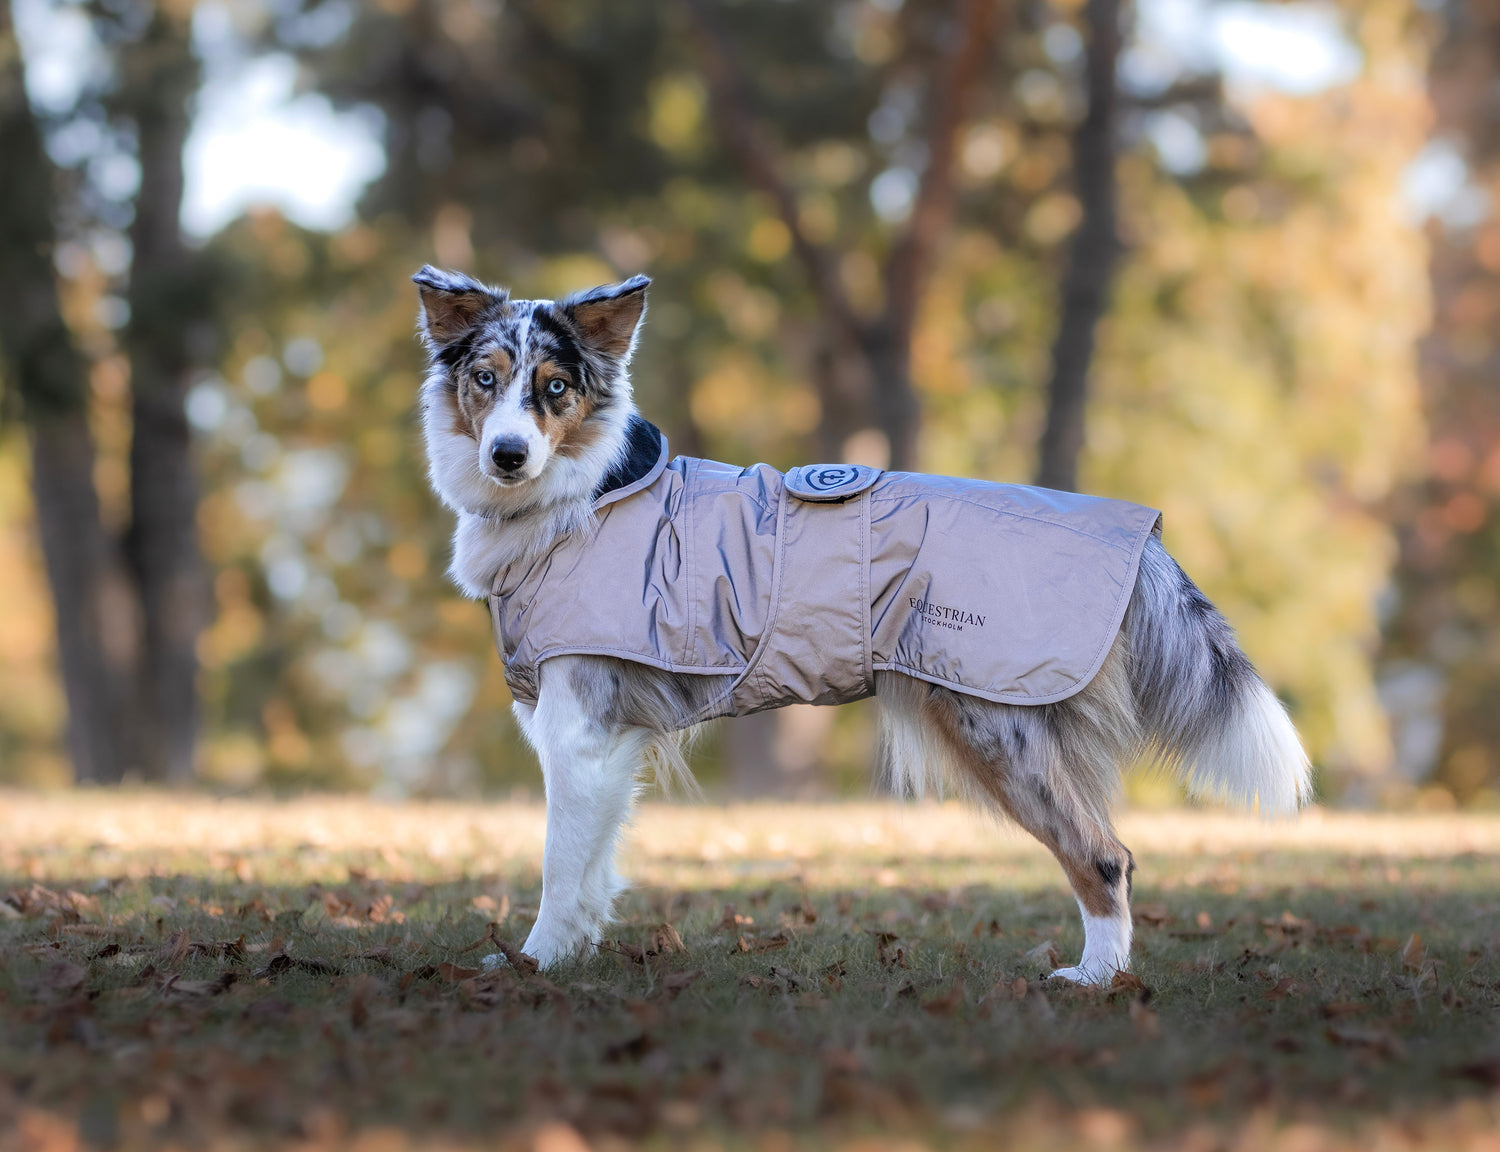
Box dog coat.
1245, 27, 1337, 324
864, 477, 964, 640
488, 418, 1162, 727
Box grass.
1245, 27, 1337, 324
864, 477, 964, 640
5, 793, 1500, 1151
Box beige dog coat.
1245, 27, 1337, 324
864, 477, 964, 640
488, 421, 1161, 727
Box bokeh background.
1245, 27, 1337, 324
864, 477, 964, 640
0, 0, 1493, 804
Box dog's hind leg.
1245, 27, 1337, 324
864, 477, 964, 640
508, 659, 651, 969
879, 651, 1140, 986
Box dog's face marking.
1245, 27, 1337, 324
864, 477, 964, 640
414, 266, 649, 509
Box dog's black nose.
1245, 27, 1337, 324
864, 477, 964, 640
490, 436, 528, 473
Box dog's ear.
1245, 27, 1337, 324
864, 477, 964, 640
412, 266, 508, 348
562, 275, 650, 362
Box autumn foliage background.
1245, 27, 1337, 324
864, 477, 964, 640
0, 0, 1495, 802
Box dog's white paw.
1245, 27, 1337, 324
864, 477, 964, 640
1047, 964, 1115, 987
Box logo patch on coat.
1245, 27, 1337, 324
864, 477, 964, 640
909, 597, 987, 632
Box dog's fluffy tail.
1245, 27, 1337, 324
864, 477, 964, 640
1127, 537, 1312, 814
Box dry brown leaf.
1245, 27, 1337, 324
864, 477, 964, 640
164, 972, 237, 997
1263, 977, 1299, 1001
1109, 971, 1150, 999
493, 938, 540, 977
719, 904, 752, 931
161, 929, 192, 968
438, 961, 481, 983
1133, 903, 1173, 927
1321, 1001, 1367, 1019
737, 931, 790, 954
1023, 940, 1062, 970
457, 923, 500, 953
1326, 1024, 1404, 1057
649, 922, 687, 955
1401, 932, 1426, 970
1453, 1058, 1500, 1087
1129, 998, 1160, 1037
656, 968, 702, 1002
43, 960, 87, 992
767, 965, 813, 992
350, 974, 375, 1028
921, 982, 964, 1017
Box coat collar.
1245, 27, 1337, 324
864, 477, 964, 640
592, 414, 668, 510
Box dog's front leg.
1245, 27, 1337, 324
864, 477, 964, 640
508, 664, 647, 969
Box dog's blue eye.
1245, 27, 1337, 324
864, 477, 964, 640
476, 370, 495, 388
546, 378, 567, 396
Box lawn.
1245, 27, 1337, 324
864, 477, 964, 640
4, 792, 1500, 1152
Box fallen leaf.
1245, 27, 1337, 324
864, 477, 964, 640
350, 975, 375, 1028
603, 1031, 655, 1062
921, 983, 964, 1016
164, 972, 237, 997
1401, 933, 1426, 970
766, 965, 815, 994
1129, 998, 1160, 1037
1263, 977, 1299, 1001
1453, 1058, 1500, 1087
438, 962, 481, 983
161, 930, 192, 968
43, 960, 87, 992
1109, 971, 1151, 1000
1326, 1024, 1404, 1057
1133, 904, 1172, 927
602, 940, 645, 967
737, 931, 790, 954
655, 968, 702, 1002
1321, 1001, 1367, 1019
1023, 940, 1062, 970
648, 922, 687, 955
492, 938, 540, 977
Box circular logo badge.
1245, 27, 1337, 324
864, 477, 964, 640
808, 466, 855, 491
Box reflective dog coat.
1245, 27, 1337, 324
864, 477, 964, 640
488, 418, 1162, 727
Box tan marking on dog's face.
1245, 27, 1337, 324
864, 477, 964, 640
453, 348, 513, 440
529, 358, 599, 457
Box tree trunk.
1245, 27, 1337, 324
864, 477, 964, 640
118, 8, 208, 783
0, 1, 136, 782
862, 323, 922, 471
1035, 0, 1123, 493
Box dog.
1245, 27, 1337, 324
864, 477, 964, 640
413, 265, 1312, 985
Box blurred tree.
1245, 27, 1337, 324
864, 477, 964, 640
1381, 0, 1500, 803
0, 0, 217, 784
687, 0, 1000, 472
0, 0, 135, 783
1034, 0, 1120, 492
1086, 0, 1429, 787
107, 0, 212, 783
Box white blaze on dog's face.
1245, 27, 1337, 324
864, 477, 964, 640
413, 266, 649, 514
